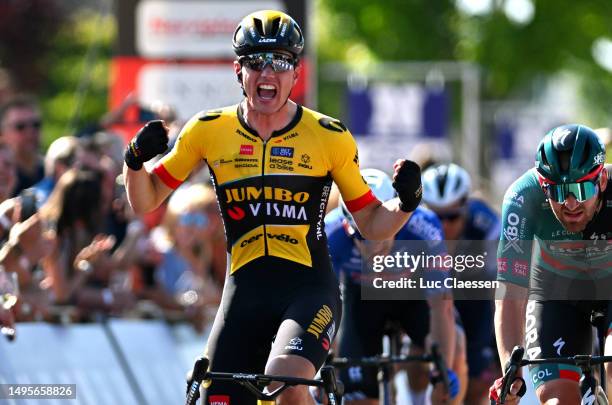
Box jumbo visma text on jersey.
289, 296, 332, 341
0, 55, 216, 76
153, 103, 375, 274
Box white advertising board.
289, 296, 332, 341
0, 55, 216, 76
138, 63, 244, 121
136, 0, 284, 58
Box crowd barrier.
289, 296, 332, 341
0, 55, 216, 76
0, 320, 209, 405
0, 320, 538, 405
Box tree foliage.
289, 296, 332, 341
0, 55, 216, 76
316, 0, 612, 123
0, 1, 115, 148
41, 9, 115, 146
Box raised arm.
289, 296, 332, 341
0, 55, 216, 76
123, 120, 173, 213
350, 160, 422, 240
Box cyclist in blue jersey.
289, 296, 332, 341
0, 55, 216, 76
326, 168, 467, 405
491, 124, 612, 404
422, 163, 500, 405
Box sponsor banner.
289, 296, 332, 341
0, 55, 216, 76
138, 63, 243, 121
136, 0, 284, 58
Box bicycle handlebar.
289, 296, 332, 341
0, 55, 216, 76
329, 343, 451, 395
430, 343, 451, 395
330, 353, 434, 367
185, 358, 342, 405
498, 346, 524, 404
494, 346, 612, 405
185, 357, 209, 405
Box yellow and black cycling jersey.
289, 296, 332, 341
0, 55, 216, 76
154, 103, 375, 274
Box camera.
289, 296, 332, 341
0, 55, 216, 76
18, 189, 38, 222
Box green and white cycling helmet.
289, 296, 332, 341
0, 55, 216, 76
340, 168, 396, 237
535, 124, 606, 203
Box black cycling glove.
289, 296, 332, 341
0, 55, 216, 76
124, 120, 169, 170
392, 160, 422, 213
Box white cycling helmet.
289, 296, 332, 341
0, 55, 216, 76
340, 168, 396, 232
421, 163, 471, 208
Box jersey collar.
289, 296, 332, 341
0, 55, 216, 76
237, 103, 303, 140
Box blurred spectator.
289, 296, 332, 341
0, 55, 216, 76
138, 183, 222, 331
92, 130, 126, 169
0, 142, 17, 208
39, 168, 134, 318
31, 135, 79, 205
0, 95, 44, 195
0, 304, 15, 339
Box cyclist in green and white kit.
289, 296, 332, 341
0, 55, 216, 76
491, 124, 612, 404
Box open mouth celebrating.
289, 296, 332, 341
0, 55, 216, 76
257, 83, 277, 100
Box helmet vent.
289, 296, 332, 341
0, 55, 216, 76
452, 179, 463, 192
436, 168, 448, 197
253, 18, 264, 36
559, 150, 571, 172
540, 148, 550, 169
579, 141, 590, 168
270, 17, 281, 36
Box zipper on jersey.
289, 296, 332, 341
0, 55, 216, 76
261, 139, 269, 256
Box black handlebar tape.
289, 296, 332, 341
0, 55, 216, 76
185, 357, 209, 405
500, 346, 525, 404
431, 343, 450, 392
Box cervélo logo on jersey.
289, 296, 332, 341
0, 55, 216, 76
224, 186, 310, 221
240, 232, 298, 247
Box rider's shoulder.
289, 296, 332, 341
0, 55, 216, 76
192, 105, 238, 124
300, 107, 350, 135
501, 168, 545, 210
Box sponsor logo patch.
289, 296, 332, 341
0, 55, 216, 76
240, 145, 254, 155
497, 258, 508, 273
209, 395, 230, 405
270, 146, 294, 158
512, 260, 529, 277
227, 206, 246, 220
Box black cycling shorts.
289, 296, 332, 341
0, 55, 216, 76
202, 259, 342, 405
454, 300, 495, 378
525, 300, 612, 390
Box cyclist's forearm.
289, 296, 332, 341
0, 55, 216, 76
494, 294, 527, 371
123, 164, 168, 214
429, 295, 456, 367
354, 198, 412, 240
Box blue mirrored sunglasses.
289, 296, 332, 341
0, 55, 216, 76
239, 52, 296, 72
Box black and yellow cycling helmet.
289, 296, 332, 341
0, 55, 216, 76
232, 10, 304, 57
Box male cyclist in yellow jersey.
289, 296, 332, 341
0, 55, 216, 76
123, 10, 424, 405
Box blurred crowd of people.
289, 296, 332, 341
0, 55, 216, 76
0, 93, 225, 336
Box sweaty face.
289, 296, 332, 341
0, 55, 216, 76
548, 171, 608, 232
234, 51, 298, 115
